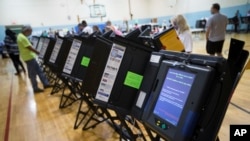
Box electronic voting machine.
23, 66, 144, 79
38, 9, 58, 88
47, 37, 73, 74
38, 37, 56, 65
129, 45, 248, 141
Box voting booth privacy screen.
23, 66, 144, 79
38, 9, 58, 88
49, 38, 63, 64
48, 37, 73, 73
79, 32, 155, 112
31, 36, 40, 49
93, 35, 154, 112
36, 37, 45, 52
153, 27, 184, 51
38, 38, 56, 65
82, 37, 113, 96
138, 27, 184, 52
70, 34, 97, 80
60, 33, 98, 81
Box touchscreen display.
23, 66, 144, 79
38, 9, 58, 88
153, 68, 196, 126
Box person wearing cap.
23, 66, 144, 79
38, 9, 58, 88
17, 25, 51, 93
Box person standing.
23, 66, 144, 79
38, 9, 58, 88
4, 29, 26, 75
172, 15, 193, 53
77, 23, 84, 35
82, 20, 93, 35
233, 10, 241, 33
247, 10, 250, 32
206, 3, 228, 56
17, 25, 51, 93
0, 41, 8, 58
92, 25, 103, 36
105, 20, 123, 36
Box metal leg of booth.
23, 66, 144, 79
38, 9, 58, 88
73, 92, 109, 130
144, 127, 161, 141
82, 106, 110, 130
115, 112, 147, 141
44, 67, 57, 85
58, 77, 81, 108
50, 77, 65, 95
74, 97, 89, 129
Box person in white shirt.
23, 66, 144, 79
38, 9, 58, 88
82, 20, 93, 35
172, 15, 193, 53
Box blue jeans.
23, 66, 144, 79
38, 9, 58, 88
25, 59, 49, 90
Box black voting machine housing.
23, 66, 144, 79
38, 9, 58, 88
35, 33, 115, 131
47, 37, 73, 74
139, 51, 229, 141
132, 38, 248, 140
60, 32, 98, 80
93, 35, 154, 113
33, 24, 249, 141
38, 37, 56, 65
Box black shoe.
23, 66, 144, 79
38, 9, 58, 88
44, 85, 53, 89
2, 54, 8, 58
34, 88, 44, 93
14, 72, 20, 75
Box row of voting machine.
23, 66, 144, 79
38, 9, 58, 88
32, 26, 249, 141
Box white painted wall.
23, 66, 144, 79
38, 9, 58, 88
0, 0, 249, 26
176, 0, 248, 14
148, 0, 249, 17
147, 0, 177, 18
0, 0, 149, 26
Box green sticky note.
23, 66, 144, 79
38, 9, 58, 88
124, 71, 143, 89
81, 56, 90, 67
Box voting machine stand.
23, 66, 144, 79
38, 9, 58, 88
32, 36, 58, 85
58, 34, 97, 109
73, 36, 119, 131
37, 37, 56, 84
93, 28, 185, 140
30, 35, 106, 131
57, 35, 95, 109
46, 37, 73, 95
70, 35, 139, 139
60, 33, 100, 107
35, 35, 111, 131
77, 28, 184, 140
84, 34, 153, 140
57, 37, 83, 108
130, 38, 248, 141
49, 34, 115, 131
31, 36, 72, 106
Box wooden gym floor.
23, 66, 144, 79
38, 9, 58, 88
0, 33, 249, 141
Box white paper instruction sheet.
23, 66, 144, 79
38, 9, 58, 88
63, 39, 82, 74
95, 44, 126, 102
39, 38, 50, 59
49, 38, 63, 63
